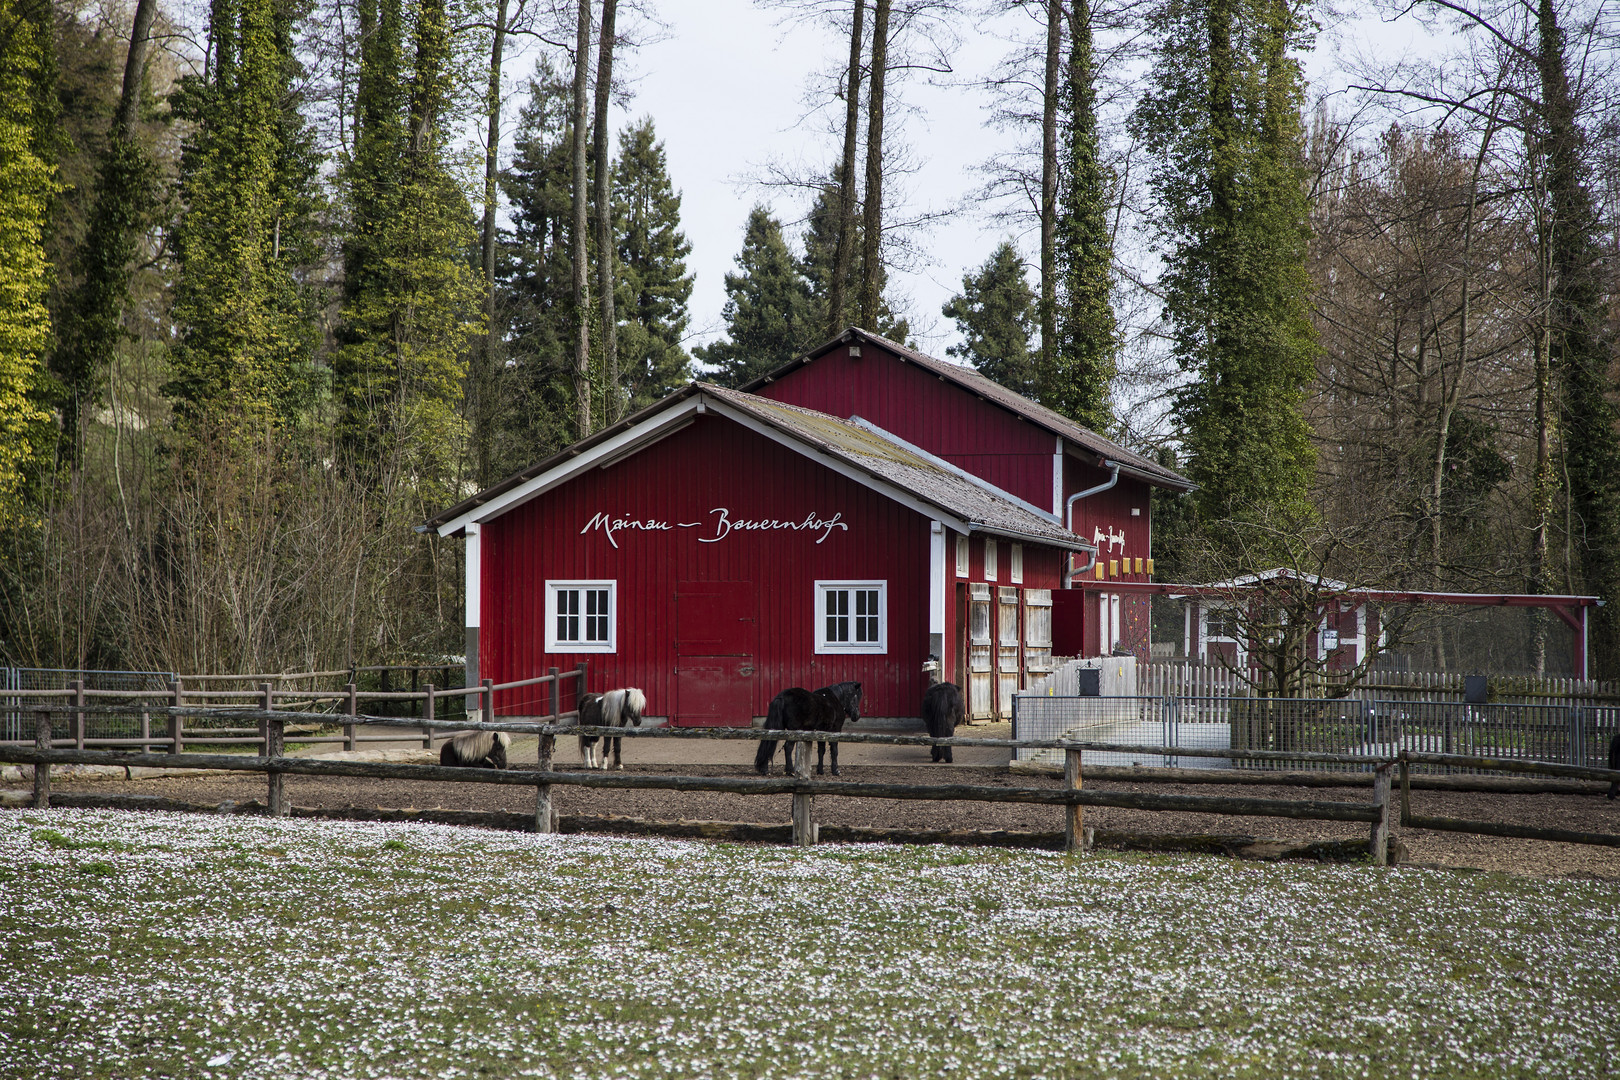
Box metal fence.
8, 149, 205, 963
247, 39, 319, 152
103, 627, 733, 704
1012, 695, 1620, 774
2, 669, 175, 744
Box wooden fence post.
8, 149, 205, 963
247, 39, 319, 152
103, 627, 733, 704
577, 661, 589, 708
1064, 747, 1087, 854
549, 666, 560, 720
258, 682, 271, 756
791, 739, 816, 846
1369, 763, 1393, 866
72, 679, 86, 750
32, 710, 50, 809
1399, 756, 1411, 826
482, 678, 494, 726
344, 682, 357, 752
139, 700, 151, 754
422, 685, 435, 750
168, 679, 184, 754
264, 683, 286, 817
535, 733, 556, 834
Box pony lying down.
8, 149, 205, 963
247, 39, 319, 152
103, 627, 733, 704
439, 730, 510, 769
578, 687, 647, 770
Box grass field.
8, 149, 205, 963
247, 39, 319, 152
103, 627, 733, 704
2, 809, 1616, 1079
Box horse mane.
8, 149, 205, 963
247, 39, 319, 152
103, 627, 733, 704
819, 681, 863, 724
602, 687, 646, 727
449, 731, 510, 759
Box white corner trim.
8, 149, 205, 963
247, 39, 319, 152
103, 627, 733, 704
464, 522, 481, 628
929, 522, 946, 637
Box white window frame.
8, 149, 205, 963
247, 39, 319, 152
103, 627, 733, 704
545, 580, 617, 653
815, 580, 888, 654
1010, 543, 1024, 584
956, 535, 969, 578
984, 540, 997, 581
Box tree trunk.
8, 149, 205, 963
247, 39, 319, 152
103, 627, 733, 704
593, 0, 619, 422
1040, 0, 1060, 376
857, 0, 891, 330
828, 0, 866, 338
118, 0, 160, 137
571, 0, 593, 437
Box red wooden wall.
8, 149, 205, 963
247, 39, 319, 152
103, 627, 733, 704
480, 414, 932, 722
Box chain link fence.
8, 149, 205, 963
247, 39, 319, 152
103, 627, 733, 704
3, 669, 175, 744
1012, 695, 1620, 774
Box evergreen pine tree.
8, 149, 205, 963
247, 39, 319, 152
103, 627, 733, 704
1048, 0, 1117, 432
694, 207, 817, 387
166, 0, 323, 439
941, 242, 1037, 397
612, 118, 694, 409
1133, 0, 1317, 529
802, 173, 910, 342
0, 0, 56, 517
494, 66, 577, 470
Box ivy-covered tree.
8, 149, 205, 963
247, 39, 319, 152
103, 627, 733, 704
1047, 0, 1117, 433
695, 207, 817, 387
612, 117, 693, 409
1134, 0, 1317, 530
165, 0, 324, 439
0, 0, 56, 517
942, 241, 1037, 397
335, 0, 481, 490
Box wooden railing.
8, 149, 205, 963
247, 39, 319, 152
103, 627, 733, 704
0, 664, 589, 753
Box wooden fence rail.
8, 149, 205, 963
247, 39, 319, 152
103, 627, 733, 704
1397, 751, 1620, 848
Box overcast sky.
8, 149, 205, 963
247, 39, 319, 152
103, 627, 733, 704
502, 1, 1439, 361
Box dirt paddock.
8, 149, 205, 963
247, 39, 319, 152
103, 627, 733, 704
33, 762, 1620, 880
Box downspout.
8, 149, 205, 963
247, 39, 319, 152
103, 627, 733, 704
1063, 460, 1120, 587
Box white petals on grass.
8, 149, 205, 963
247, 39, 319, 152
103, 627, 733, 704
1, 809, 1617, 1080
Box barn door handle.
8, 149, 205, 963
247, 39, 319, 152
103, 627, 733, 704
739, 666, 755, 676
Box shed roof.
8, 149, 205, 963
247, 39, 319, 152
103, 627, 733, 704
424, 383, 1095, 553
741, 327, 1195, 492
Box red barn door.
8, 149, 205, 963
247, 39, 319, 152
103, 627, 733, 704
675, 582, 757, 727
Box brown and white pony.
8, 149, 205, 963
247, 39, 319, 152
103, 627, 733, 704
579, 688, 646, 770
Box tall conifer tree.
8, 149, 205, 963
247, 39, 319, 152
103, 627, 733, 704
167, 0, 323, 438
1134, 0, 1317, 529
695, 207, 816, 387
1047, 0, 1117, 432
611, 118, 693, 409
942, 242, 1037, 397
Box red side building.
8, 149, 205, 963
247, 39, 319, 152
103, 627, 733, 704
425, 328, 1193, 724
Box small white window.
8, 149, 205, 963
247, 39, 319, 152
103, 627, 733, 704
1010, 543, 1024, 584
955, 535, 969, 578
984, 540, 997, 581
815, 580, 887, 654
545, 580, 616, 653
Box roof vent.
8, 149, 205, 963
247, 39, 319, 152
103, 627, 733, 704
849, 344, 862, 358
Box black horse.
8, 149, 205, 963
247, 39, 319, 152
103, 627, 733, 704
754, 681, 863, 777
1609, 732, 1619, 800
921, 659, 965, 763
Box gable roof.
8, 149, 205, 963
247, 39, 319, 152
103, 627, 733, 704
423, 383, 1094, 552
740, 326, 1195, 493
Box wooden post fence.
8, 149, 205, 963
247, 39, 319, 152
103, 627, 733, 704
344, 683, 357, 752
168, 679, 184, 754
482, 679, 495, 726
791, 741, 816, 846
1369, 763, 1393, 865
1064, 747, 1086, 854
422, 685, 436, 751
263, 683, 286, 817
548, 666, 560, 720
536, 732, 556, 834
72, 679, 86, 750
32, 710, 50, 809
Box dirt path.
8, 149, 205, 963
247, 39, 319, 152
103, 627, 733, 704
34, 760, 1620, 881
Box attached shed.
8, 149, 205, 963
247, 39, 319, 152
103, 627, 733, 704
425, 383, 1091, 725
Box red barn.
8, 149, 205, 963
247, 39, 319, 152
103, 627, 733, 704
426, 328, 1193, 725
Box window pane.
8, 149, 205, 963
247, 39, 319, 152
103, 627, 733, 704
856, 590, 878, 642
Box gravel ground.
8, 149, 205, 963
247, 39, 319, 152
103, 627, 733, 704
40, 760, 1620, 881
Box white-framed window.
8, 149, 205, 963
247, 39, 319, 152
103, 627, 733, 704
815, 580, 887, 654
545, 580, 616, 653
1010, 543, 1024, 584
956, 535, 969, 577
984, 540, 998, 581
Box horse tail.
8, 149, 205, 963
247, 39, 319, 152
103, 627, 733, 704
755, 693, 787, 773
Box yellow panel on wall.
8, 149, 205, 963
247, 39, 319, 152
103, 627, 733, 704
1134, 557, 1143, 574
1146, 558, 1155, 576
1109, 559, 1118, 577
